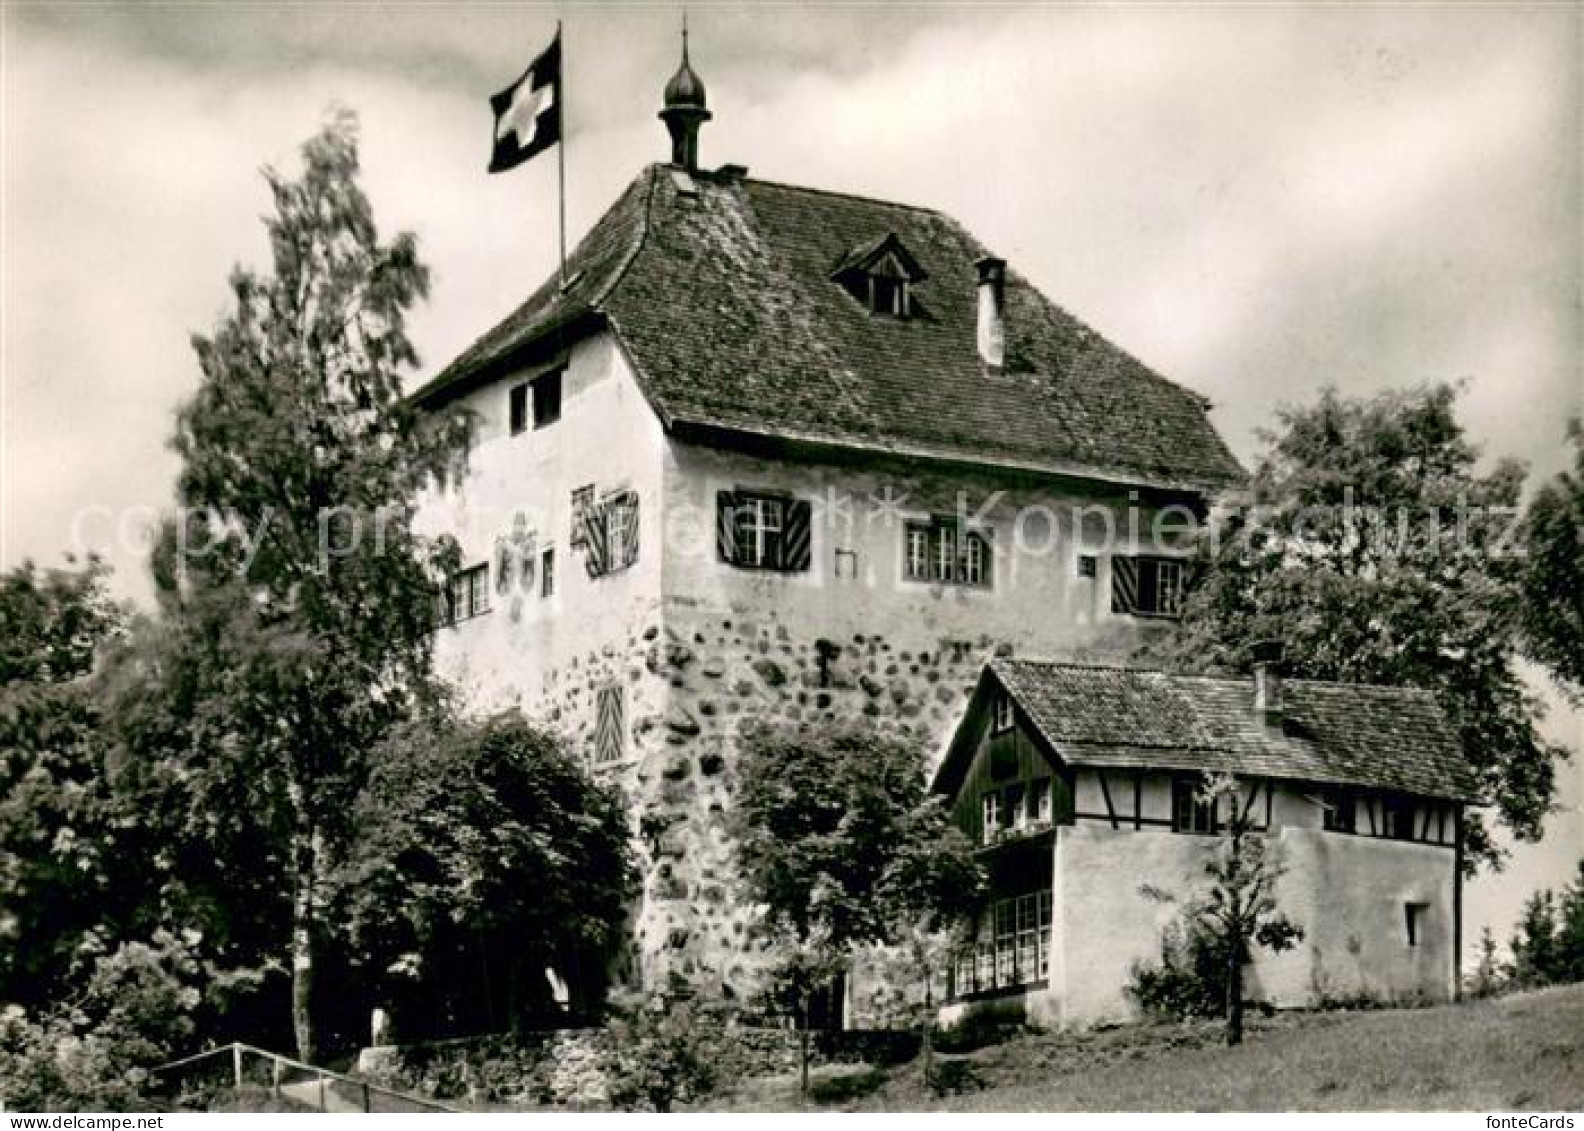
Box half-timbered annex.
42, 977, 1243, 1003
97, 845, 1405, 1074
932, 656, 1479, 1028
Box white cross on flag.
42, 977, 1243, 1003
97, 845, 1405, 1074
489, 31, 561, 173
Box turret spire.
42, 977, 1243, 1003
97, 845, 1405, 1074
660, 16, 711, 171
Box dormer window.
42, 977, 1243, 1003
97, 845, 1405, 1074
832, 232, 927, 319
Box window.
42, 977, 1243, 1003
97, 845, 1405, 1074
509, 383, 529, 435
1111, 555, 1186, 617
1322, 789, 1357, 834
440, 563, 490, 625
867, 275, 909, 317
734, 494, 784, 568
1077, 554, 1098, 578
1172, 776, 1218, 835
981, 791, 1003, 841
1028, 777, 1052, 825
903, 518, 991, 587
579, 489, 640, 578
1405, 902, 1428, 947
992, 692, 1015, 734
540, 547, 555, 597
1004, 783, 1026, 830
1383, 797, 1416, 842
951, 891, 1051, 998
532, 368, 562, 427
716, 490, 812, 572
594, 684, 626, 764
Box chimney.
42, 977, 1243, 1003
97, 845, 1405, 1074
975, 256, 1006, 375
1252, 640, 1284, 727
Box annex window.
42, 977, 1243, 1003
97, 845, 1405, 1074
1028, 777, 1052, 825
540, 547, 555, 598
439, 563, 490, 626
593, 684, 626, 765
1404, 902, 1428, 947
981, 790, 1003, 841
952, 891, 1051, 999
992, 692, 1015, 734
831, 233, 926, 319
1382, 796, 1416, 842
904, 518, 991, 587
1172, 776, 1218, 835
1111, 555, 1186, 618
581, 489, 639, 578
1322, 789, 1357, 834
716, 490, 812, 572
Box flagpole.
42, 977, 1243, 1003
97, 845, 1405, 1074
556, 19, 567, 290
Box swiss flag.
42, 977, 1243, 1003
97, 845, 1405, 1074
489, 31, 561, 173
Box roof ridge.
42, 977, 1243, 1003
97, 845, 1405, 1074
592, 164, 662, 309
742, 173, 949, 218
995, 658, 1439, 699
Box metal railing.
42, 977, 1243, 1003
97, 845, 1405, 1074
150, 1041, 459, 1113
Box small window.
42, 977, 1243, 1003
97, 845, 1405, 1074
509, 384, 529, 435
584, 490, 639, 578
1405, 902, 1428, 947
532, 368, 563, 428
992, 692, 1015, 734
734, 494, 785, 568
867, 275, 908, 317
1004, 783, 1026, 829
1077, 554, 1098, 579
1028, 778, 1052, 824
540, 547, 555, 598
1322, 789, 1357, 834
593, 684, 626, 764
981, 791, 1003, 843
440, 563, 490, 625
1172, 776, 1217, 835
1111, 555, 1186, 618
904, 518, 991, 588
1383, 797, 1416, 842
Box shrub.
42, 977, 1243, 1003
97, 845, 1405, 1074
604, 983, 716, 1112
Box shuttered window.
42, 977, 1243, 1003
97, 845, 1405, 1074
580, 489, 640, 578
438, 563, 490, 626
716, 490, 812, 572
593, 684, 626, 765
1110, 555, 1186, 617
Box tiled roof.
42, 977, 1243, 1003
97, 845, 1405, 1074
415, 165, 1246, 493
954, 659, 1477, 801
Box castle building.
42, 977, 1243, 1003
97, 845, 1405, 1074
413, 41, 1275, 1013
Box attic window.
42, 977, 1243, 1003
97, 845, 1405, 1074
832, 233, 927, 319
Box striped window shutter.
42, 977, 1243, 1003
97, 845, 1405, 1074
716, 491, 738, 564
618, 492, 640, 569
583, 499, 610, 577
780, 499, 812, 571
1110, 555, 1139, 614
570, 485, 594, 549
594, 685, 626, 764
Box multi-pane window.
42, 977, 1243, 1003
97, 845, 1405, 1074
1111, 555, 1186, 617
981, 791, 1003, 840
579, 489, 640, 578
904, 518, 991, 587
734, 494, 784, 568
1172, 776, 1218, 835
951, 891, 1052, 999
439, 563, 490, 625
716, 490, 812, 572
992, 692, 1015, 734
509, 367, 563, 434
1077, 554, 1098, 578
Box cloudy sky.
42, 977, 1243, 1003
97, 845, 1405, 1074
3, 3, 1580, 946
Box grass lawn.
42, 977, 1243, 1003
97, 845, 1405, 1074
703, 983, 1584, 1112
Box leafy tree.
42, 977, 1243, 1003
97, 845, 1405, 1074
1557, 859, 1584, 984
120, 110, 471, 1059
333, 712, 634, 1035
1518, 419, 1584, 699
734, 722, 984, 1093
1133, 773, 1302, 1045
1468, 926, 1507, 998
1154, 383, 1565, 870
0, 558, 124, 1008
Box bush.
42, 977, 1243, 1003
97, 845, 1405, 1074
1127, 919, 1227, 1021
604, 984, 716, 1112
